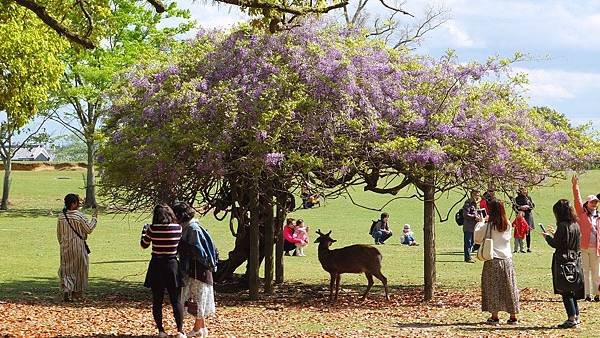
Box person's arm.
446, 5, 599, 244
572, 175, 584, 216
57, 219, 62, 244
140, 224, 151, 249
544, 224, 565, 249
74, 210, 97, 234
283, 227, 303, 243
473, 222, 487, 244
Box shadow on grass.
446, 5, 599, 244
0, 276, 148, 307
396, 321, 558, 331
0, 208, 57, 218
92, 259, 148, 265
437, 251, 465, 256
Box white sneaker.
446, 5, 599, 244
175, 332, 188, 338
187, 328, 201, 337
158, 332, 168, 338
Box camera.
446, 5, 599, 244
476, 208, 487, 219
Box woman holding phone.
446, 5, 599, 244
474, 199, 519, 325
542, 199, 584, 328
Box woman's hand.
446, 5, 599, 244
572, 175, 578, 186
542, 224, 555, 237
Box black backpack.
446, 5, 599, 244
369, 220, 378, 235
455, 210, 464, 226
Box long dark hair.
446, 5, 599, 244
152, 204, 176, 224
553, 199, 578, 224
488, 199, 509, 232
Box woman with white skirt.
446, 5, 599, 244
173, 202, 218, 338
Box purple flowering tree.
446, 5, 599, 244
99, 20, 599, 301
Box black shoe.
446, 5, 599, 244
527, 249, 531, 253
594, 295, 599, 302
585, 296, 592, 302
557, 320, 578, 329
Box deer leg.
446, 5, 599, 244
373, 271, 389, 301
361, 273, 374, 301
334, 273, 341, 301
329, 273, 335, 302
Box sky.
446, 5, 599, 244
175, 0, 600, 130
28, 0, 600, 142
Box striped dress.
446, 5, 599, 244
140, 223, 183, 289
57, 210, 97, 293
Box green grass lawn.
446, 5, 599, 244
2, 169, 600, 337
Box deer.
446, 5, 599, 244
314, 229, 389, 302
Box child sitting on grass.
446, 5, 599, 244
401, 224, 419, 246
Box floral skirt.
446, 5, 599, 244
181, 275, 216, 318
481, 258, 520, 314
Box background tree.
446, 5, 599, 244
47, 0, 193, 208
0, 5, 65, 210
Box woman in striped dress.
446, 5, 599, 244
141, 204, 185, 338
57, 193, 97, 302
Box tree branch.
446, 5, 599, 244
146, 0, 166, 13
378, 0, 413, 17
15, 0, 96, 49
215, 0, 348, 15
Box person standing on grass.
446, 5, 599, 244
513, 187, 535, 252
141, 204, 186, 338
57, 193, 97, 302
512, 211, 529, 253
173, 202, 217, 338
462, 190, 480, 263
571, 175, 600, 302
542, 199, 584, 329
474, 199, 519, 325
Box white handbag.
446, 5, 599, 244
477, 223, 493, 261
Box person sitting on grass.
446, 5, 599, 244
400, 224, 419, 246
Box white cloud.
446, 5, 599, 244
443, 20, 476, 48
514, 67, 600, 101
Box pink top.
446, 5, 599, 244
573, 181, 600, 255
293, 226, 309, 243
283, 225, 304, 244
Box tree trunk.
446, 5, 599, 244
275, 199, 285, 284
0, 158, 11, 210
248, 187, 260, 300
263, 196, 274, 294
84, 141, 96, 208
423, 183, 436, 301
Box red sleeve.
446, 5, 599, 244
283, 227, 302, 243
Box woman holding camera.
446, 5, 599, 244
140, 204, 185, 338
474, 199, 519, 325
542, 199, 584, 329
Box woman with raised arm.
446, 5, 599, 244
571, 175, 600, 301
474, 199, 519, 325
542, 199, 584, 329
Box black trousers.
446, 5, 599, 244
151, 286, 184, 332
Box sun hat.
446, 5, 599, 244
586, 195, 599, 203
403, 224, 411, 230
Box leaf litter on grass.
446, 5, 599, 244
0, 285, 590, 337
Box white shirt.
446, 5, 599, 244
474, 221, 513, 260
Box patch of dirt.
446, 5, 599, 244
0, 162, 87, 171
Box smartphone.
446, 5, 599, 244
538, 223, 546, 233
477, 208, 487, 219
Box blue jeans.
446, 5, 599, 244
372, 231, 392, 244
463, 231, 474, 261
562, 293, 580, 318
402, 235, 415, 245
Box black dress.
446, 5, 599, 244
545, 221, 584, 298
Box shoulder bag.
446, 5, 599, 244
63, 210, 91, 254
476, 222, 493, 261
